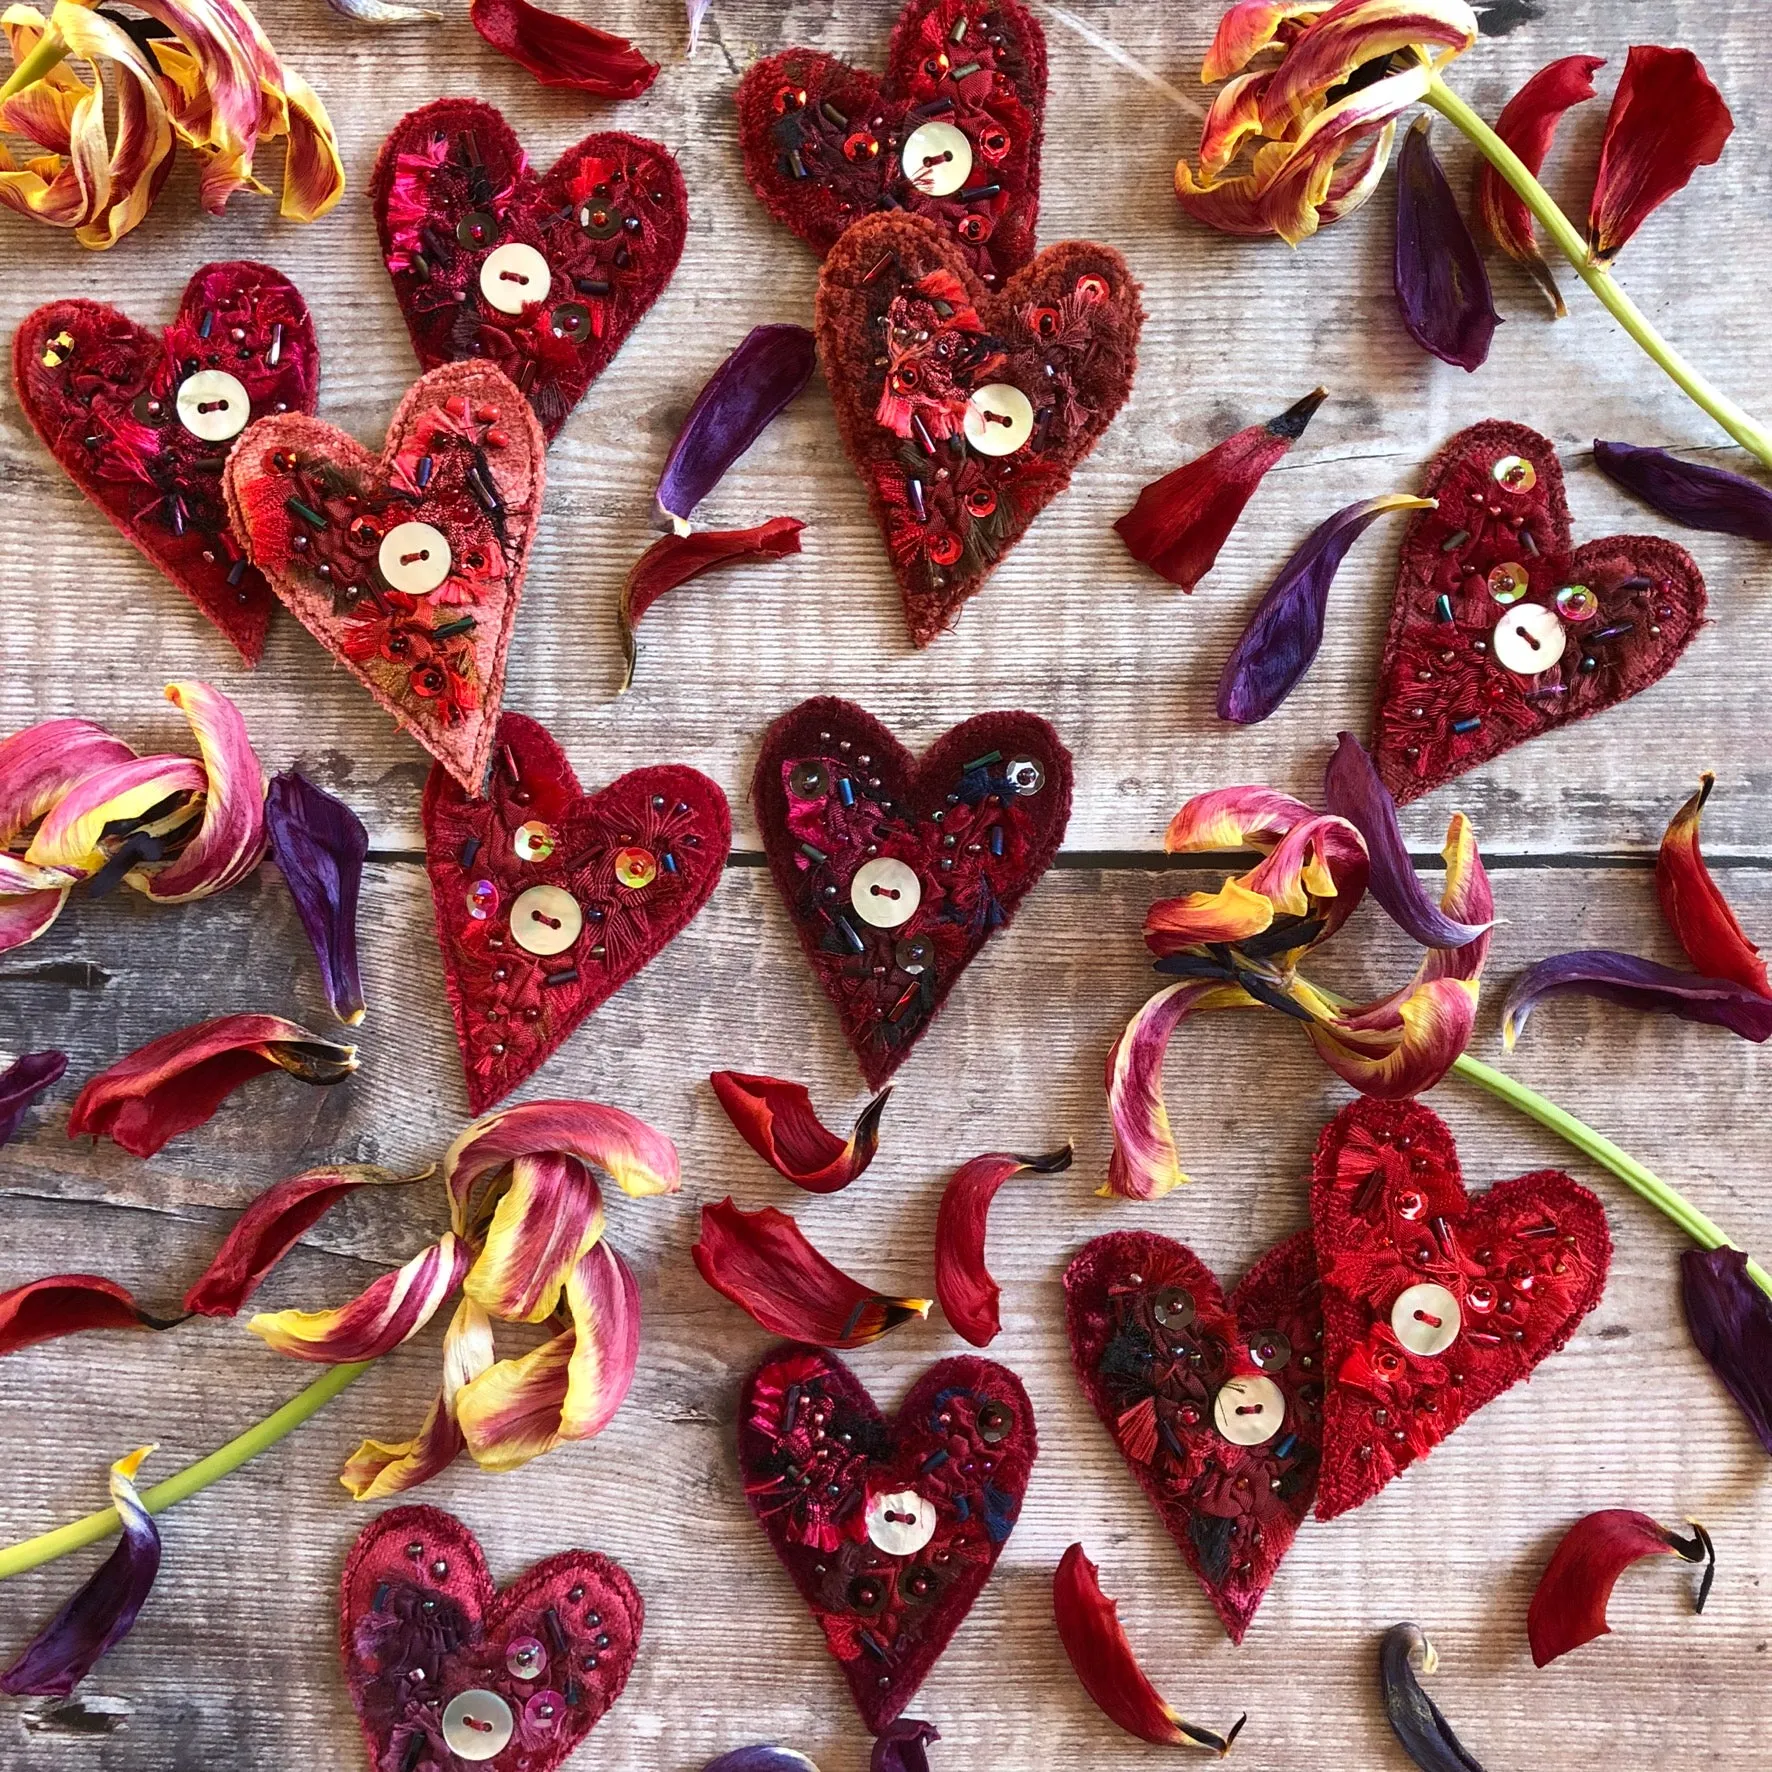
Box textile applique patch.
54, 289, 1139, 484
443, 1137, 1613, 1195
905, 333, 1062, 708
223, 361, 545, 794
341, 1504, 641, 1772
817, 211, 1142, 645
1371, 419, 1706, 803
1312, 1097, 1611, 1521
423, 712, 730, 1113
1064, 1230, 1323, 1643
736, 0, 1047, 288
373, 97, 688, 441
753, 697, 1072, 1089
737, 1343, 1036, 1733
14, 261, 320, 665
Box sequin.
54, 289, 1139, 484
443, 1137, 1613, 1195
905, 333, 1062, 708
1492, 454, 1537, 492
790, 760, 830, 799
1487, 561, 1530, 604
506, 1637, 547, 1680
1004, 755, 1044, 795
1554, 583, 1599, 621
614, 847, 658, 889
466, 879, 499, 920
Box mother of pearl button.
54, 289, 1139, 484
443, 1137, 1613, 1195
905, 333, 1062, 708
1491, 601, 1566, 676
509, 884, 583, 956
378, 521, 453, 596
175, 370, 251, 442
865, 1488, 937, 1557
441, 1690, 515, 1761
963, 383, 1034, 456
478, 241, 552, 315
850, 857, 921, 928
1213, 1375, 1286, 1447
901, 121, 973, 197
1390, 1282, 1462, 1357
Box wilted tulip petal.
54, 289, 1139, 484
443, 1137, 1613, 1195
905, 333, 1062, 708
710, 1072, 890, 1194
684, 0, 711, 55
1114, 389, 1326, 592
1053, 1545, 1246, 1752
1501, 951, 1772, 1049
1527, 1509, 1714, 1667
1200, 1, 1334, 84
468, 0, 658, 97
1379, 1623, 1487, 1772
249, 1233, 468, 1361
1593, 440, 1772, 543
1656, 774, 1770, 994
693, 1198, 930, 1347
872, 1721, 938, 1772
67, 1014, 358, 1157
464, 1151, 607, 1324
0, 1275, 175, 1357
936, 1147, 1072, 1346
1393, 118, 1498, 372
0, 1447, 160, 1697
703, 1751, 822, 1772
25, 753, 205, 887
0, 1049, 67, 1145
265, 770, 368, 1025
1681, 1246, 1772, 1458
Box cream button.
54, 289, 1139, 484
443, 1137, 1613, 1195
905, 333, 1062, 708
850, 857, 921, 929
865, 1489, 937, 1556
963, 383, 1034, 456
1391, 1282, 1461, 1357
510, 884, 582, 956
479, 242, 552, 315
1492, 602, 1565, 676
175, 370, 251, 442
901, 121, 972, 197
379, 522, 452, 596
441, 1690, 514, 1760
1213, 1375, 1285, 1447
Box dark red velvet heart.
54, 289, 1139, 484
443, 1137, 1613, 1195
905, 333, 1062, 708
14, 261, 319, 665
225, 361, 545, 794
424, 712, 730, 1113
818, 212, 1142, 645
1312, 1097, 1610, 1521
1064, 1230, 1322, 1643
753, 697, 1071, 1088
738, 1344, 1036, 1733
736, 0, 1047, 289
372, 98, 688, 441
1371, 420, 1705, 804
341, 1504, 641, 1772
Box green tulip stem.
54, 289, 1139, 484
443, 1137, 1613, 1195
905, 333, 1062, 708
0, 29, 70, 104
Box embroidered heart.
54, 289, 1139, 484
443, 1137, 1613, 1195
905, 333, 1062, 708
224, 361, 545, 794
736, 0, 1047, 289
738, 1343, 1036, 1733
14, 261, 319, 665
1371, 419, 1705, 804
1312, 1097, 1610, 1521
753, 697, 1071, 1088
373, 98, 688, 441
341, 1504, 641, 1772
1064, 1230, 1323, 1643
424, 712, 730, 1113
818, 211, 1142, 646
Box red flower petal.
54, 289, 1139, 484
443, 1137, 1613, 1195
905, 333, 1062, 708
709, 1071, 890, 1194
1657, 774, 1771, 997
468, 0, 659, 97
934, 1145, 1072, 1346
0, 1275, 174, 1357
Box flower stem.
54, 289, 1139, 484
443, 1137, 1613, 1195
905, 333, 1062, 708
1423, 75, 1772, 471
0, 30, 70, 105
0, 1361, 369, 1582
1451, 1053, 1772, 1300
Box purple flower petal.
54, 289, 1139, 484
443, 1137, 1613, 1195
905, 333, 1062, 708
1593, 439, 1772, 542
1394, 117, 1500, 373
701, 1752, 822, 1772
0, 1050, 67, 1146
1502, 950, 1772, 1047
265, 771, 368, 1027
685, 0, 711, 54
1682, 1247, 1772, 1458
873, 1721, 939, 1772
656, 325, 817, 528
1217, 494, 1433, 724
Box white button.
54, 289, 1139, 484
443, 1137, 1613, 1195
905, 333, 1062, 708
850, 857, 921, 929
901, 121, 973, 197
441, 1690, 514, 1760
963, 383, 1035, 456
1492, 602, 1566, 676
175, 370, 251, 442
1391, 1282, 1462, 1357
1213, 1375, 1285, 1447
479, 242, 552, 315
510, 884, 582, 956
865, 1488, 936, 1556
378, 522, 452, 596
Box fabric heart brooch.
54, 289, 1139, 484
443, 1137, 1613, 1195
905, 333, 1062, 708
224, 361, 544, 793
754, 697, 1071, 1088
737, 0, 1047, 289
15, 261, 320, 665
739, 1345, 1035, 1733
819, 212, 1142, 644
341, 1505, 641, 1772
373, 98, 688, 440
1372, 419, 1705, 803
424, 712, 729, 1112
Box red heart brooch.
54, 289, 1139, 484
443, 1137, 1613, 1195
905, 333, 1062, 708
1064, 1230, 1323, 1643
1371, 419, 1705, 804
1312, 1097, 1610, 1521
372, 98, 688, 440
14, 261, 319, 665
754, 697, 1071, 1088
424, 712, 730, 1113
736, 0, 1047, 289
224, 361, 545, 793
818, 211, 1142, 645
341, 1504, 641, 1772
738, 1344, 1036, 1733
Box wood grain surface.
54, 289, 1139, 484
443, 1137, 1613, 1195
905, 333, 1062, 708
2, 1, 1770, 1769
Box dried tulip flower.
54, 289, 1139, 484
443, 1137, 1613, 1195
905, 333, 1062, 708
1378, 1623, 1486, 1772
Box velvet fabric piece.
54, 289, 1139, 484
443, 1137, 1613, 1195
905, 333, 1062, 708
752, 697, 1071, 1088
1370, 420, 1705, 804
14, 261, 319, 664
737, 1344, 1036, 1733
424, 712, 730, 1112
372, 98, 687, 441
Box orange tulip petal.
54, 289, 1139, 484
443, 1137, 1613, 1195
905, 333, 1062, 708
1201, 0, 1334, 83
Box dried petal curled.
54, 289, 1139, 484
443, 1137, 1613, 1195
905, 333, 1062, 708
468, 0, 658, 97
0, 1275, 177, 1357
266, 770, 369, 1025
935, 1146, 1072, 1346
872, 1721, 938, 1772
249, 1234, 468, 1362
710, 1072, 890, 1194
1393, 117, 1498, 372
1593, 440, 1772, 543
1681, 1246, 1772, 1459
1379, 1623, 1487, 1772
1501, 951, 1772, 1049
0, 1048, 67, 1144
1657, 773, 1770, 995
